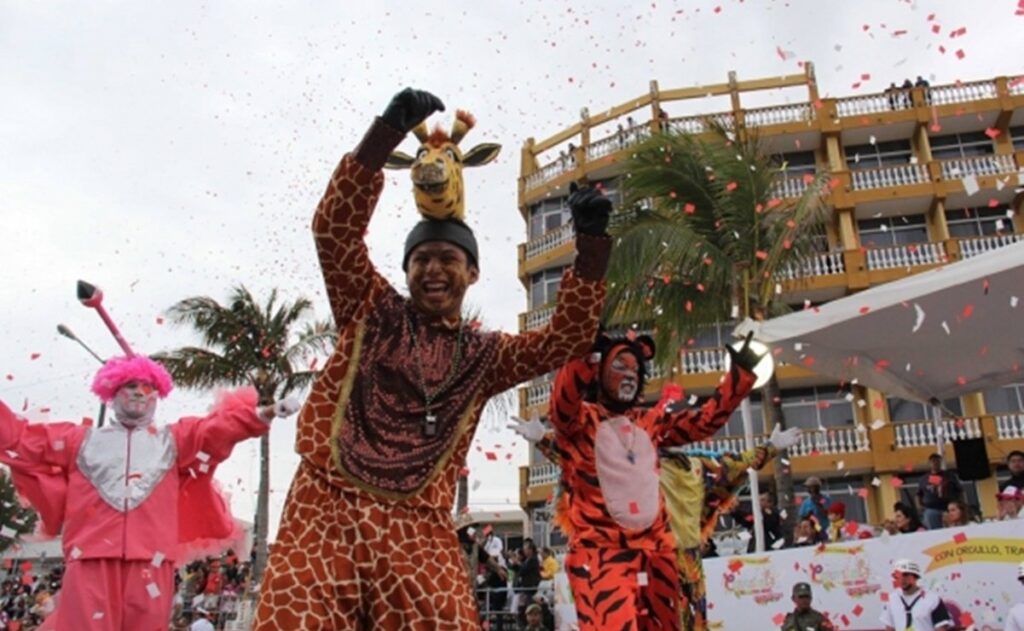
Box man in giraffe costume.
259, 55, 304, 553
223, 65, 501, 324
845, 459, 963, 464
254, 88, 613, 630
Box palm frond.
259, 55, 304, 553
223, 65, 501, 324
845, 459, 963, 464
152, 347, 252, 390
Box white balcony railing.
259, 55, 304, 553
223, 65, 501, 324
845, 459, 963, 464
744, 103, 814, 128
775, 251, 845, 281
865, 241, 947, 271
525, 379, 552, 408
524, 221, 574, 260
894, 417, 983, 448
769, 174, 812, 199
939, 153, 1016, 180
929, 80, 998, 106
681, 348, 727, 375
525, 159, 572, 191
665, 114, 707, 135
996, 413, 1024, 440
587, 125, 651, 161
959, 233, 1024, 259
788, 426, 870, 457
836, 92, 911, 117
851, 163, 929, 190
524, 305, 555, 331
528, 462, 560, 487
691, 434, 766, 455
1010, 78, 1024, 97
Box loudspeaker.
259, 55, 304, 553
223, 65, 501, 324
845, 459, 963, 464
952, 438, 991, 481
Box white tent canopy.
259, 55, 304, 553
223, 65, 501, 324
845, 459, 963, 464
736, 240, 1024, 405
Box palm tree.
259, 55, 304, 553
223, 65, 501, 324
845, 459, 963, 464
153, 286, 335, 586
0, 469, 38, 554
605, 123, 830, 538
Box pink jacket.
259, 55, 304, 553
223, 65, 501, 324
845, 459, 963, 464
0, 389, 268, 562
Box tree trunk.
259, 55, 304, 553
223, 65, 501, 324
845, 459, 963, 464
252, 431, 270, 587
762, 373, 797, 542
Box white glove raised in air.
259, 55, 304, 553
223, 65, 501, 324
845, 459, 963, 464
506, 415, 547, 443
769, 425, 802, 450
259, 396, 301, 422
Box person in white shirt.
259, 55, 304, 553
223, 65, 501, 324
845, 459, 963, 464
1006, 561, 1024, 631
880, 559, 953, 631
189, 606, 215, 631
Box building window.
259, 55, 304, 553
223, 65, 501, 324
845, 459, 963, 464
844, 139, 913, 170
689, 321, 737, 349
530, 267, 565, 309
771, 150, 818, 177
929, 131, 995, 160
887, 396, 963, 422
945, 205, 1012, 238
857, 214, 928, 248
723, 386, 854, 436
1010, 126, 1024, 151
983, 382, 1024, 414
528, 198, 570, 240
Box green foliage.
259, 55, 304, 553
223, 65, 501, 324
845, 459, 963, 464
605, 124, 831, 366
0, 468, 39, 554
152, 286, 335, 404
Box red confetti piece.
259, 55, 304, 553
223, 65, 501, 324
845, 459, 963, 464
856, 488, 869, 498
802, 356, 816, 367
960, 612, 975, 627
725, 181, 738, 192
5, 375, 12, 381
880, 591, 890, 602
874, 359, 890, 371
955, 49, 965, 60
932, 24, 941, 34
961, 304, 974, 319
772, 613, 785, 626
155, 317, 164, 325
29, 353, 40, 360
683, 202, 696, 214
890, 477, 904, 488
728, 559, 744, 573
484, 452, 497, 461
459, 467, 470, 477
755, 250, 768, 260
953, 532, 968, 544
985, 127, 1001, 139
628, 501, 639, 514
852, 604, 864, 617
859, 306, 870, 315
844, 521, 860, 535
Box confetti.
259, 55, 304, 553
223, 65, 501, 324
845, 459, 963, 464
151, 551, 165, 567
911, 304, 925, 333
146, 582, 161, 598
962, 175, 979, 195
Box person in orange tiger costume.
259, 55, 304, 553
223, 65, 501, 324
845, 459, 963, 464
539, 332, 761, 631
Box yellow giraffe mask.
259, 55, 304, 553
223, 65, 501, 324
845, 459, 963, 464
384, 110, 501, 221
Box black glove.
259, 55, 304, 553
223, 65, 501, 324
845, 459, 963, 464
381, 88, 445, 134
726, 331, 766, 373
568, 182, 612, 237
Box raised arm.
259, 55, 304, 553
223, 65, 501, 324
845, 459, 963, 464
657, 334, 766, 446
173, 388, 286, 470
485, 183, 613, 395
657, 365, 756, 446
0, 399, 79, 469
547, 355, 599, 438
315, 89, 444, 326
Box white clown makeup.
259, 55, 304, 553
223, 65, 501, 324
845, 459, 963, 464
603, 349, 639, 403
112, 380, 158, 427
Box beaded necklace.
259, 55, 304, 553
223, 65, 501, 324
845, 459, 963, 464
407, 313, 464, 437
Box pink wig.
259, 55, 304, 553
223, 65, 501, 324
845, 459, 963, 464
91, 356, 174, 402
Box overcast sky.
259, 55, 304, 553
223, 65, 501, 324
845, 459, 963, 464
2, 0, 1021, 541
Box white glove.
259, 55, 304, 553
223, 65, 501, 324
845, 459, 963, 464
769, 425, 802, 450
506, 415, 547, 443
259, 396, 300, 422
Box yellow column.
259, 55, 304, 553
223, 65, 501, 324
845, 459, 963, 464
928, 199, 950, 241
875, 475, 900, 520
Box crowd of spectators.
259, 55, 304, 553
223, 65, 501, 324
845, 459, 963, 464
885, 75, 931, 109
733, 450, 1024, 551
0, 563, 60, 630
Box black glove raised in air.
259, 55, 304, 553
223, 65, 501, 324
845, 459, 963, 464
381, 88, 445, 134
568, 182, 612, 237
726, 331, 767, 374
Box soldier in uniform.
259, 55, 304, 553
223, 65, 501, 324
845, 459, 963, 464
781, 583, 835, 631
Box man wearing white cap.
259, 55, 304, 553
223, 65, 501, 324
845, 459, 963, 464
880, 559, 953, 631
1006, 561, 1024, 631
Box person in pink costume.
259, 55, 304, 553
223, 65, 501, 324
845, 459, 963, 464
0, 355, 298, 631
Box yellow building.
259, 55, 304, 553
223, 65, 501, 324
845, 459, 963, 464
515, 63, 1024, 545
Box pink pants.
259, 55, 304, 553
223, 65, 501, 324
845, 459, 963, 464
54, 558, 175, 631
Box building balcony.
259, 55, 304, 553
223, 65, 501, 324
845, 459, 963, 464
850, 163, 929, 191
521, 412, 1024, 503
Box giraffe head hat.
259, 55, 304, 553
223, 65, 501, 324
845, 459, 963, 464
384, 110, 501, 221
